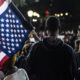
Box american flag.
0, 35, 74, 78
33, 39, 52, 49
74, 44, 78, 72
0, 0, 33, 67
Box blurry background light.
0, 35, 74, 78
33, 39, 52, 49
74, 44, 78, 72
36, 13, 40, 18
45, 10, 50, 15
33, 12, 37, 16
27, 10, 33, 17
55, 13, 57, 16
35, 0, 39, 3
57, 14, 60, 17
32, 19, 38, 22
60, 13, 63, 16
33, 12, 40, 17
65, 12, 69, 16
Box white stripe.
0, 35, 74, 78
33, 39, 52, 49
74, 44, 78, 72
0, 51, 6, 61
0, 0, 12, 15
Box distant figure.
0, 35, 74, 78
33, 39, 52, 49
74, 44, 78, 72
25, 16, 77, 80
70, 30, 78, 49
74, 40, 80, 80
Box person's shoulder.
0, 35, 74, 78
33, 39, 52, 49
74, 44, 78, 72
4, 68, 29, 80
31, 41, 43, 48
17, 68, 27, 74
63, 42, 74, 53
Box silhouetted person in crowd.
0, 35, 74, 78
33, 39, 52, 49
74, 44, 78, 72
25, 16, 77, 80
70, 30, 78, 49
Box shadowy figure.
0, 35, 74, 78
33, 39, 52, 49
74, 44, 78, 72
25, 16, 78, 80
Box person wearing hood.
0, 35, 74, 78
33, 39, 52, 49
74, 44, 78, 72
25, 16, 78, 80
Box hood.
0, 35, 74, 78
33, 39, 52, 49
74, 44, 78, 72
42, 38, 64, 50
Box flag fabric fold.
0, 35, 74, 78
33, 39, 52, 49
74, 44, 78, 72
0, 0, 33, 66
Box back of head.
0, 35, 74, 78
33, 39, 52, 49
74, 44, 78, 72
45, 16, 61, 35
73, 29, 78, 36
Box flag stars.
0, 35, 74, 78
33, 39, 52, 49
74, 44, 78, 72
6, 24, 9, 27
16, 20, 19, 23
15, 34, 17, 37
1, 24, 4, 27
2, 42, 5, 45
22, 34, 24, 37
3, 46, 6, 49
6, 34, 9, 37
1, 38, 5, 41
11, 29, 14, 33
6, 29, 9, 32
15, 39, 18, 42
1, 33, 4, 37
16, 44, 19, 47
6, 19, 9, 23
17, 25, 19, 28
11, 34, 14, 37
10, 19, 12, 23
5, 14, 9, 17
7, 43, 10, 46
1, 28, 4, 32
10, 24, 13, 27
6, 38, 9, 41
0, 8, 29, 56
11, 39, 14, 42
9, 15, 12, 18
8, 47, 11, 50
8, 9, 11, 13
8, 50, 11, 53
14, 30, 16, 33
12, 48, 15, 51
19, 39, 22, 42
12, 15, 15, 18
21, 30, 24, 33
11, 43, 14, 47
25, 30, 27, 33
20, 25, 23, 28
17, 30, 20, 33
13, 20, 15, 23
18, 34, 21, 37
1, 18, 4, 22
13, 25, 16, 28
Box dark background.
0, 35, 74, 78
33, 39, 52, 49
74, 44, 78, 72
13, 0, 80, 31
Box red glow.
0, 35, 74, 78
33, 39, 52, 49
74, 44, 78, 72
69, 15, 72, 17
45, 10, 50, 15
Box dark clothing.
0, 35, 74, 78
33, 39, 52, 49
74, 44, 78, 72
75, 52, 80, 80
26, 38, 77, 80
70, 36, 78, 49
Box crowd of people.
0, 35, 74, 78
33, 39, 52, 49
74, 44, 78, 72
0, 16, 80, 80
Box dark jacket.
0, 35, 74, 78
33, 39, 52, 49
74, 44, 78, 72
26, 38, 77, 80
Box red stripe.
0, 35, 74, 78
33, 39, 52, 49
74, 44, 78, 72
0, 55, 9, 66
0, 0, 5, 6
0, 50, 2, 53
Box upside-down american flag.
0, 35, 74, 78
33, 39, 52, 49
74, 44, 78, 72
0, 0, 33, 69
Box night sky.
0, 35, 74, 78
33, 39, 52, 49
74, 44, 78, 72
17, 0, 80, 24
27, 0, 75, 16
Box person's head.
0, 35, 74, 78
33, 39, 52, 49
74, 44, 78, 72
73, 29, 78, 36
45, 16, 61, 36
